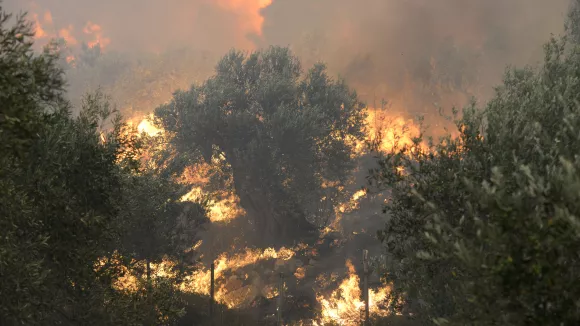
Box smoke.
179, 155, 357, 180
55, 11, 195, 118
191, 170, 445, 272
5, 0, 570, 113
260, 0, 569, 112
4, 1, 572, 321
3, 0, 270, 53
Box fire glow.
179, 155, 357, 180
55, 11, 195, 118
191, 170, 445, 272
31, 8, 108, 50
215, 0, 272, 37
120, 108, 410, 323
315, 260, 391, 325
181, 246, 295, 308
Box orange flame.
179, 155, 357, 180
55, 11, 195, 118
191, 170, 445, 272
362, 108, 424, 154
59, 25, 77, 45
137, 116, 162, 137
32, 12, 48, 39
84, 21, 111, 49
181, 247, 295, 308
314, 260, 391, 325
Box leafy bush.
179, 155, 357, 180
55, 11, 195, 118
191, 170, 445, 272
371, 32, 580, 326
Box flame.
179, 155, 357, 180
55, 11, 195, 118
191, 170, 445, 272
181, 246, 296, 308
178, 153, 245, 223
215, 0, 272, 36
294, 266, 306, 280
94, 254, 178, 293
30, 8, 107, 50
323, 106, 424, 234
125, 116, 245, 223
314, 260, 391, 325
180, 186, 245, 223
324, 189, 368, 235
137, 116, 162, 137
362, 108, 424, 155
32, 12, 48, 39
213, 0, 273, 48
84, 21, 111, 49
59, 26, 77, 45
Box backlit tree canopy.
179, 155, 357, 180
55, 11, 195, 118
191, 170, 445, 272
371, 33, 580, 325
155, 47, 367, 244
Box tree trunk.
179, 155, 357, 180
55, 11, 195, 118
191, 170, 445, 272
146, 259, 154, 325
225, 152, 318, 245
235, 178, 317, 245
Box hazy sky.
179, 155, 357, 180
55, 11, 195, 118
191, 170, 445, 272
4, 0, 571, 111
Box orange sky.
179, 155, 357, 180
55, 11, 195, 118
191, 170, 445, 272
15, 0, 274, 52
6, 0, 570, 115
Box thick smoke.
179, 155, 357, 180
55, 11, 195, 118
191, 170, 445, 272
260, 0, 569, 112
5, 0, 570, 113
3, 0, 263, 53
3, 1, 573, 320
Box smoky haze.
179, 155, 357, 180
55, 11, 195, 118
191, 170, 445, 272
5, 0, 571, 113
259, 0, 570, 112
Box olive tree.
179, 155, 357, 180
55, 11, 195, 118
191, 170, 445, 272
371, 33, 580, 325
155, 47, 366, 244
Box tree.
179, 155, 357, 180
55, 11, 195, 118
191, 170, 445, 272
371, 28, 580, 326
0, 4, 209, 324
567, 0, 580, 45
0, 5, 151, 323
0, 6, 64, 156
118, 168, 208, 287
155, 46, 367, 244
0, 88, 133, 323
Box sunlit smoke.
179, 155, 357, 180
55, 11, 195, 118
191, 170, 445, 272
83, 21, 111, 49
12, 0, 571, 324
29, 6, 108, 50
215, 0, 272, 37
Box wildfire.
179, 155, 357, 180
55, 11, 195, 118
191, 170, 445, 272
181, 246, 296, 308
181, 186, 245, 223
137, 115, 162, 137
32, 12, 48, 38
30, 7, 107, 50
94, 254, 177, 293
362, 108, 424, 155
314, 260, 391, 325
97, 246, 298, 308
58, 25, 77, 45
322, 188, 368, 235
215, 0, 272, 37
83, 21, 111, 49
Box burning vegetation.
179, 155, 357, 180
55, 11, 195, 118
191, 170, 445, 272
4, 0, 577, 325
114, 98, 403, 324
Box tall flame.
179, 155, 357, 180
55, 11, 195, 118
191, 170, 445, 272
315, 260, 391, 325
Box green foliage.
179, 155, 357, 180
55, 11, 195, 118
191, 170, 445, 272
0, 5, 207, 323
371, 34, 580, 325
0, 86, 129, 323
0, 5, 129, 322
117, 168, 208, 278
155, 46, 367, 243
0, 7, 65, 156
567, 0, 580, 45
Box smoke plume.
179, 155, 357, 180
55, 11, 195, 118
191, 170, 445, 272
5, 0, 570, 114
